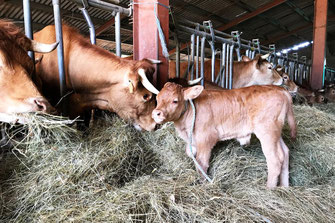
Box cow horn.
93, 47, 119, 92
261, 53, 270, 60
276, 66, 283, 72
187, 77, 203, 85
138, 69, 160, 94
147, 58, 162, 64
30, 40, 59, 53
128, 81, 134, 94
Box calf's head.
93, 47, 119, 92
325, 86, 335, 102
276, 66, 298, 95
152, 82, 203, 124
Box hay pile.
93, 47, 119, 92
0, 104, 334, 223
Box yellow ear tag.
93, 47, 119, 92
128, 81, 134, 94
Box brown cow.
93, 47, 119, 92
0, 20, 56, 115
34, 24, 160, 131
152, 82, 296, 188
169, 54, 283, 88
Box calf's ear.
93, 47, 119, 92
183, 85, 204, 100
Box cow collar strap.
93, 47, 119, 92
188, 99, 213, 183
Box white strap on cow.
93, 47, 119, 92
188, 99, 213, 183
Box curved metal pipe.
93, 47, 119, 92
80, 7, 96, 44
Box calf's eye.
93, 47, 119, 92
172, 99, 178, 104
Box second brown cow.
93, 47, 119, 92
169, 54, 283, 88
152, 83, 296, 188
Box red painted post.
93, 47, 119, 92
133, 0, 169, 89
311, 0, 328, 90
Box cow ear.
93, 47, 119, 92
241, 55, 251, 62
254, 55, 262, 69
183, 85, 204, 100
124, 72, 139, 93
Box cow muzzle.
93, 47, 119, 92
152, 109, 165, 124
27, 97, 55, 113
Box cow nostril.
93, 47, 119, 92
34, 99, 47, 111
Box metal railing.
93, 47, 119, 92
325, 67, 335, 85
174, 18, 312, 89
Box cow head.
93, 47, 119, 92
152, 82, 203, 124
242, 54, 283, 86
0, 20, 56, 114
275, 66, 298, 96
325, 86, 335, 102
118, 59, 159, 131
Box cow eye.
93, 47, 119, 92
283, 76, 288, 80
143, 94, 150, 101
268, 66, 272, 70
172, 99, 178, 104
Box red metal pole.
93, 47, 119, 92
311, 0, 328, 90
133, 0, 169, 89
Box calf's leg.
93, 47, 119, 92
257, 134, 284, 188
279, 137, 290, 187
194, 142, 213, 178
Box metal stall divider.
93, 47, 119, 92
174, 18, 312, 89
52, 0, 67, 101
200, 36, 206, 86
195, 24, 200, 79
174, 33, 180, 78
301, 56, 307, 82
231, 31, 241, 61
23, 0, 34, 61
190, 34, 195, 80
203, 21, 216, 83
268, 44, 276, 66
220, 43, 226, 88
79, 0, 96, 45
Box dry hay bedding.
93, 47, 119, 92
0, 104, 334, 223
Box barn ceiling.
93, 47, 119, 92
1, 0, 334, 64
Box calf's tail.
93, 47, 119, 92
286, 101, 297, 140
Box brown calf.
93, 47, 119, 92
275, 66, 298, 96
152, 83, 296, 188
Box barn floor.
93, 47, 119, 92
0, 103, 334, 222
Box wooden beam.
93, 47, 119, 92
311, 0, 328, 90
133, 0, 169, 89
216, 0, 287, 31
95, 14, 126, 36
